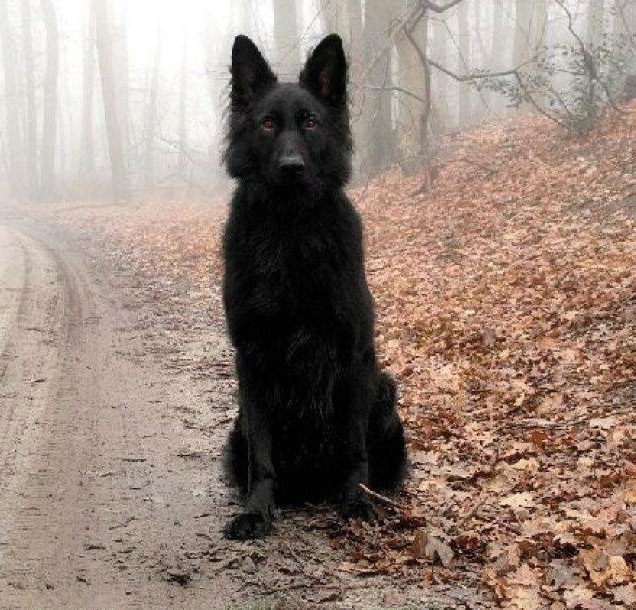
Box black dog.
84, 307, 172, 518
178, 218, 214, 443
222, 33, 406, 540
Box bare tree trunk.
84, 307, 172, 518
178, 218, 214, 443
116, 2, 130, 165
472, 0, 487, 122
586, 0, 605, 116
40, 0, 59, 198
531, 0, 549, 49
457, 0, 471, 127
488, 0, 506, 114
144, 19, 161, 189
587, 0, 605, 47
513, 0, 538, 113
179, 25, 188, 172
629, 0, 636, 35
80, 0, 96, 184
613, 0, 636, 50
0, 0, 25, 198
515, 0, 548, 57
22, 0, 37, 198
94, 0, 127, 199
57, 96, 65, 199
396, 1, 428, 168
346, 0, 365, 176
491, 0, 505, 70
235, 0, 253, 35
319, 0, 342, 33
514, 0, 533, 66
58, 33, 74, 200
346, 0, 363, 53
431, 15, 450, 133
273, 0, 299, 78
361, 0, 396, 176
612, 0, 636, 98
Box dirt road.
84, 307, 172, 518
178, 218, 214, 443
0, 211, 483, 610
0, 217, 246, 609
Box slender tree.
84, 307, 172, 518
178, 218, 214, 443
57, 96, 65, 196
80, 0, 96, 184
236, 0, 253, 34
488, 0, 507, 114
319, 0, 342, 33
116, 1, 130, 164
22, 0, 37, 197
585, 0, 606, 118
362, 0, 396, 175
471, 0, 488, 122
273, 0, 299, 78
346, 0, 364, 55
396, 0, 428, 166
179, 24, 188, 171
612, 0, 636, 50
513, 0, 533, 66
345, 0, 365, 175
587, 0, 605, 48
612, 0, 636, 98
532, 0, 549, 49
40, 0, 59, 197
431, 14, 450, 132
94, 0, 127, 199
491, 0, 506, 71
629, 0, 636, 35
0, 0, 25, 197
144, 18, 161, 189
457, 0, 471, 126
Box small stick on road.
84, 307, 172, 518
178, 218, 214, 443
359, 483, 405, 511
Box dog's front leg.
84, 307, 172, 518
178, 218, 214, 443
224, 384, 276, 540
339, 367, 377, 521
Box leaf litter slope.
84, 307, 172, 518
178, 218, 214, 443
60, 102, 635, 608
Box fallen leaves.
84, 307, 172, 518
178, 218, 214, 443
411, 528, 454, 567
356, 102, 636, 606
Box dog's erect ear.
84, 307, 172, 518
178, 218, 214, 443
231, 35, 277, 108
299, 34, 347, 106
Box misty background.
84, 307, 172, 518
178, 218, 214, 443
0, 0, 634, 202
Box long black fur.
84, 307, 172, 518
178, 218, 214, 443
222, 34, 407, 540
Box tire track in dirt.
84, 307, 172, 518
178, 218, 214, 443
0, 222, 242, 609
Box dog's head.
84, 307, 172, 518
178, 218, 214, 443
225, 34, 351, 193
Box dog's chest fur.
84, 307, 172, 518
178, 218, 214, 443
225, 192, 363, 334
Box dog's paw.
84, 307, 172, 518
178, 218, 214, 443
340, 498, 377, 522
223, 513, 272, 540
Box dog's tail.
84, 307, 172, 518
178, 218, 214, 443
368, 372, 408, 492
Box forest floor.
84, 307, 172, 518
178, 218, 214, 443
0, 103, 634, 610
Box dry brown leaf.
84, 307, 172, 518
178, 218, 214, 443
501, 492, 535, 510
411, 528, 454, 567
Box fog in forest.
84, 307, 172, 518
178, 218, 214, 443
0, 3, 634, 605
0, 0, 634, 202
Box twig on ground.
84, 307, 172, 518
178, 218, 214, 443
359, 483, 405, 510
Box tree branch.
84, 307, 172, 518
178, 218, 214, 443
358, 2, 426, 84
365, 85, 427, 105
427, 58, 528, 81
555, 0, 628, 115
424, 56, 571, 130
512, 72, 569, 129
422, 0, 466, 14
358, 0, 468, 85
359, 484, 405, 510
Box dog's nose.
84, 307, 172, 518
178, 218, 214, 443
279, 154, 305, 173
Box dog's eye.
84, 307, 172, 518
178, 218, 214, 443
261, 116, 275, 131
302, 115, 316, 130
